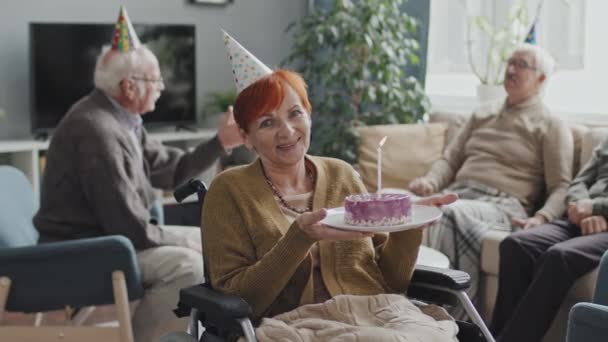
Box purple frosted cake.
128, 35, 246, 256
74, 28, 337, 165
344, 193, 412, 226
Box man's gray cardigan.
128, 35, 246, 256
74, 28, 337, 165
567, 137, 608, 217
34, 89, 224, 250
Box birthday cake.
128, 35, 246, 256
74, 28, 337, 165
344, 193, 412, 226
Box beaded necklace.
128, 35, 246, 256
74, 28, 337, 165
262, 165, 315, 214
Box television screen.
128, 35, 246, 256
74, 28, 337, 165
30, 23, 196, 133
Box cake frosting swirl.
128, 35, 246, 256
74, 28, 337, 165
344, 193, 412, 226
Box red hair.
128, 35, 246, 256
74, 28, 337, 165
233, 69, 312, 132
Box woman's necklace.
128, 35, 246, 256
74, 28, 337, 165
262, 165, 315, 214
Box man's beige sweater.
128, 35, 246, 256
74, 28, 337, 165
202, 156, 423, 319
426, 96, 573, 220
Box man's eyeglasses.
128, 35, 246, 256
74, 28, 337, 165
506, 58, 536, 71
131, 76, 164, 86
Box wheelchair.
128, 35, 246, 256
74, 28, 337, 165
172, 180, 495, 342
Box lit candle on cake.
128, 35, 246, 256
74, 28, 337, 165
377, 136, 387, 193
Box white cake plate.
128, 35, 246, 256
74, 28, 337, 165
321, 205, 442, 233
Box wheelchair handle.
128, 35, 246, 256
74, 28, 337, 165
174, 179, 208, 204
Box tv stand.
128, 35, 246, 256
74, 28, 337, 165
0, 129, 217, 203
175, 124, 197, 133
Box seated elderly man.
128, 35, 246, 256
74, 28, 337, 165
491, 137, 608, 342
33, 8, 242, 342
408, 43, 574, 307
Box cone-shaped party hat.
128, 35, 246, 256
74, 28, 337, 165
222, 30, 272, 93
111, 6, 141, 52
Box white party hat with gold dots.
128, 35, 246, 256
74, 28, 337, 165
222, 30, 272, 93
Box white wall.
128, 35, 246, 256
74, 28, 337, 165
426, 0, 608, 123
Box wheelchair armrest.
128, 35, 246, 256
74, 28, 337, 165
411, 265, 471, 290
178, 284, 252, 320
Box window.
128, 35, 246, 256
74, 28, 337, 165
428, 0, 586, 74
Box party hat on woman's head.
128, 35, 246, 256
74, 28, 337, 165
111, 6, 141, 52
222, 30, 272, 93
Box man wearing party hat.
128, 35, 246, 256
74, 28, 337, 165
198, 31, 458, 341
34, 7, 242, 341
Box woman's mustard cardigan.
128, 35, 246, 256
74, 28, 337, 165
201, 155, 422, 319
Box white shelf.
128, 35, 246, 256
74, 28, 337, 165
0, 129, 216, 153
0, 139, 48, 153
148, 129, 216, 142
0, 129, 218, 203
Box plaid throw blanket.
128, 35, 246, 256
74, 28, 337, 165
421, 181, 527, 313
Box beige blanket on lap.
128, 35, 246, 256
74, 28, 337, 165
254, 294, 459, 342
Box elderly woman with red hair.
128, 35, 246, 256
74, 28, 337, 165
201, 32, 458, 342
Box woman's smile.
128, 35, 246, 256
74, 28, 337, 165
276, 137, 302, 151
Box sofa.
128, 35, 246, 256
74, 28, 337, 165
356, 111, 608, 342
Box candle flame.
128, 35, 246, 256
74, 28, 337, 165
379, 136, 388, 147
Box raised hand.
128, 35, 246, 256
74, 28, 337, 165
296, 208, 374, 241
217, 106, 244, 150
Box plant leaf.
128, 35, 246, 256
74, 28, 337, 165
475, 16, 494, 35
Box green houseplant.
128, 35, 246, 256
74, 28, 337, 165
285, 0, 430, 164
200, 89, 237, 123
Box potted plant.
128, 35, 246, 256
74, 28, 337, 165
200, 89, 237, 126
284, 0, 430, 164
459, 0, 531, 103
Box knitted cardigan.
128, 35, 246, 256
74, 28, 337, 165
202, 156, 423, 319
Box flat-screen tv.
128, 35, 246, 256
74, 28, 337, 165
30, 23, 196, 134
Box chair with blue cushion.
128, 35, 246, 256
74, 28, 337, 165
566, 249, 608, 342
0, 165, 144, 342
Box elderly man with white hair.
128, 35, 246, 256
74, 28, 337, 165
407, 43, 574, 312
33, 7, 242, 342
